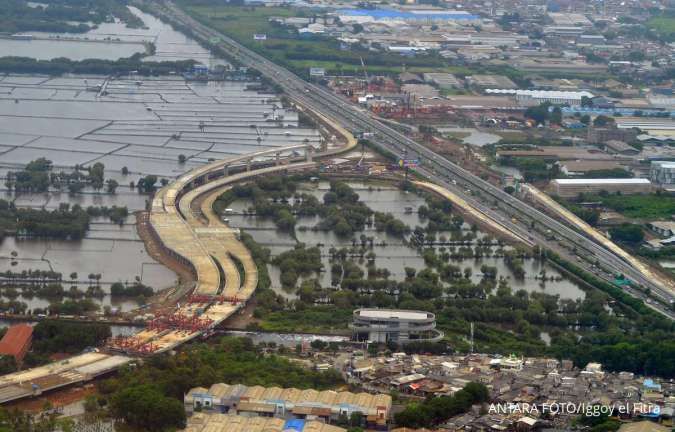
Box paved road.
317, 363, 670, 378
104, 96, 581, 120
147, 0, 675, 319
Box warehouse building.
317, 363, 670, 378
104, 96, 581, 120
423, 73, 463, 89
559, 160, 626, 177
650, 160, 675, 186
0, 324, 33, 364
184, 383, 391, 428
647, 221, 675, 238
547, 12, 592, 27
351, 308, 443, 344
183, 413, 346, 432
616, 118, 675, 134
497, 146, 623, 162
466, 74, 517, 90
551, 178, 652, 197
337, 8, 480, 24
485, 89, 594, 106
602, 140, 640, 155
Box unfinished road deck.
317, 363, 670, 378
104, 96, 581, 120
0, 77, 358, 405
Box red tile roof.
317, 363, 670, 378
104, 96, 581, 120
0, 324, 33, 359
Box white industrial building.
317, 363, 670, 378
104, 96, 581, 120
441, 32, 528, 47
551, 178, 652, 197
616, 118, 675, 133
547, 12, 592, 27
351, 309, 443, 344
485, 89, 594, 106
650, 160, 675, 186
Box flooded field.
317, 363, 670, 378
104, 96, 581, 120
0, 77, 319, 177
0, 221, 176, 312
0, 73, 321, 313
437, 127, 501, 147
226, 181, 586, 301
0, 6, 215, 63
0, 74, 320, 310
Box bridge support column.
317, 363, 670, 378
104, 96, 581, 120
306, 146, 314, 162
223, 164, 229, 177
275, 152, 281, 166
246, 158, 252, 172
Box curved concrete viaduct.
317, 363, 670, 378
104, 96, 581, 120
0, 103, 358, 405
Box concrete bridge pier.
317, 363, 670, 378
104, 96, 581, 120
246, 158, 252, 171
306, 146, 314, 162
275, 152, 281, 166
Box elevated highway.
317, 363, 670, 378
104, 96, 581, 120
0, 155, 319, 404
148, 0, 675, 317
0, 88, 359, 404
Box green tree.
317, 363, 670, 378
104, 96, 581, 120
550, 106, 563, 125
138, 175, 158, 193
593, 115, 613, 127
524, 102, 551, 125
106, 179, 119, 194
0, 356, 17, 375
111, 384, 186, 431
89, 162, 105, 190
609, 223, 644, 244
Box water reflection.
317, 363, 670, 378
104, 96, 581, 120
0, 6, 218, 63
227, 181, 586, 301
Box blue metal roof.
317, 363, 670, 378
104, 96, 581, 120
283, 419, 306, 431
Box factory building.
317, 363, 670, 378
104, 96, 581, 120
602, 140, 640, 155
0, 324, 33, 364
559, 160, 626, 177
547, 12, 592, 27
351, 309, 443, 344
467, 74, 517, 90
184, 383, 391, 428
485, 89, 594, 106
183, 413, 346, 432
650, 160, 675, 186
423, 73, 462, 89
551, 178, 652, 197
337, 8, 480, 24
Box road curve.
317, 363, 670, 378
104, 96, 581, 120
148, 0, 674, 315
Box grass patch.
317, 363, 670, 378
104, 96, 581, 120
647, 16, 675, 41
593, 193, 675, 219
258, 306, 353, 333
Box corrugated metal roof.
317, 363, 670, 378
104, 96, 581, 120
357, 308, 431, 321
553, 178, 651, 185
185, 414, 346, 432
0, 324, 33, 358
485, 89, 594, 99
185, 383, 392, 417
